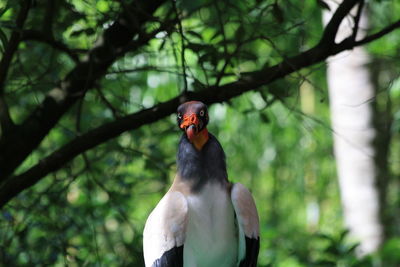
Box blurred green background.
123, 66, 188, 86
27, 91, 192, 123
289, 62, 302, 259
0, 0, 400, 266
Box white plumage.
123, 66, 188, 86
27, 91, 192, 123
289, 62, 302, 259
143, 101, 260, 267
143, 182, 259, 267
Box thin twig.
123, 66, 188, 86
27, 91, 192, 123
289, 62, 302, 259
354, 19, 400, 46
0, 0, 31, 93
172, 0, 188, 93
21, 30, 80, 63
0, 0, 31, 132
352, 0, 364, 41
42, 0, 56, 35
214, 1, 228, 86
95, 86, 122, 118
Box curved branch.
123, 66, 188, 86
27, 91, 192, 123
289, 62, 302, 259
355, 20, 400, 46
1, 0, 400, 208
0, 0, 168, 179
319, 0, 360, 45
2, 15, 400, 207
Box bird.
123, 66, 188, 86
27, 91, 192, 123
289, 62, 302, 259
143, 101, 260, 267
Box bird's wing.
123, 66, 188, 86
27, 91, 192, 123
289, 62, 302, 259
231, 183, 260, 267
143, 191, 189, 267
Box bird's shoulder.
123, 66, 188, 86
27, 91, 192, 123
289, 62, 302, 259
144, 190, 188, 237
143, 191, 189, 266
230, 183, 259, 239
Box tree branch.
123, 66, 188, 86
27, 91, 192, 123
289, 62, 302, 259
352, 0, 364, 41
172, 0, 188, 93
0, 0, 31, 93
0, 0, 168, 179
0, 97, 14, 135
0, 0, 31, 134
1, 0, 399, 208
354, 20, 400, 46
21, 29, 80, 63
319, 0, 360, 45
42, 0, 57, 35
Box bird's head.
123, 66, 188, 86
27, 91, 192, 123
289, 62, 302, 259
177, 101, 209, 151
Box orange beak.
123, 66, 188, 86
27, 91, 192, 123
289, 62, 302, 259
180, 113, 200, 142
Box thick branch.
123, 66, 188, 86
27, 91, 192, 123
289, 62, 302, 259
0, 0, 167, 179
3, 17, 400, 207
1, 0, 399, 208
319, 0, 359, 45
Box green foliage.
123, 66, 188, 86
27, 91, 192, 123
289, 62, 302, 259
0, 0, 399, 266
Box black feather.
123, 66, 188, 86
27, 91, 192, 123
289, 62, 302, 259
177, 133, 228, 192
239, 237, 260, 267
152, 246, 184, 267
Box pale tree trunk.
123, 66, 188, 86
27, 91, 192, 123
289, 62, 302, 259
323, 1, 384, 254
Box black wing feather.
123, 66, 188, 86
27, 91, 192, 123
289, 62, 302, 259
239, 237, 260, 267
152, 245, 184, 267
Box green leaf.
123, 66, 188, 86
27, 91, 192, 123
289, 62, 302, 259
339, 229, 350, 243
186, 30, 203, 40
187, 42, 209, 52
158, 39, 167, 51
0, 4, 10, 17
238, 51, 258, 61
70, 28, 95, 37
209, 31, 220, 42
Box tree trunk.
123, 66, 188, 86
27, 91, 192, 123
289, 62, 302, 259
323, 1, 384, 254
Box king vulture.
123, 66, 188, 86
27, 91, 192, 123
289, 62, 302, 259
143, 101, 260, 267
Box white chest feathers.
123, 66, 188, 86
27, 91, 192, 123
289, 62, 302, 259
183, 182, 238, 267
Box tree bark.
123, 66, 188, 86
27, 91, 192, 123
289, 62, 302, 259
324, 0, 384, 254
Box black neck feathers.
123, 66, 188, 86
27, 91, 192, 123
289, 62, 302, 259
177, 133, 228, 192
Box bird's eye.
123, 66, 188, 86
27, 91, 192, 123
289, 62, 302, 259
199, 110, 205, 117
177, 113, 182, 119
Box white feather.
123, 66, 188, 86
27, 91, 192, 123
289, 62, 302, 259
143, 191, 188, 267
231, 182, 260, 264
183, 182, 238, 267
143, 182, 257, 267
231, 183, 260, 238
